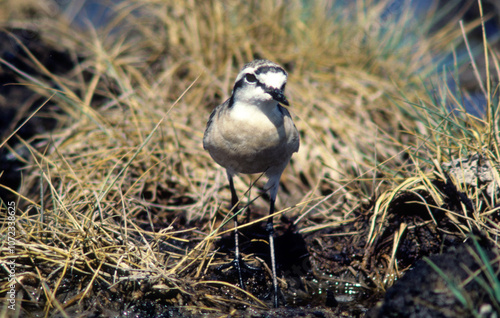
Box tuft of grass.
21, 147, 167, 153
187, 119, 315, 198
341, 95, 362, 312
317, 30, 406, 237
469, 237, 500, 312
365, 0, 500, 291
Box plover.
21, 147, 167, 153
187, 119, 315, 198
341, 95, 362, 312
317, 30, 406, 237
203, 59, 300, 307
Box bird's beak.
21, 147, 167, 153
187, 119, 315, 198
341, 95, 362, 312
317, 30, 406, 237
267, 88, 289, 106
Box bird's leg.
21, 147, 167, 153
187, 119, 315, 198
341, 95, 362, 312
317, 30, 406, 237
218, 173, 263, 291
228, 174, 245, 290
228, 173, 239, 209
266, 196, 279, 308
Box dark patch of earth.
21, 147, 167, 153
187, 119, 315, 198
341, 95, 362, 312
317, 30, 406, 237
368, 236, 499, 318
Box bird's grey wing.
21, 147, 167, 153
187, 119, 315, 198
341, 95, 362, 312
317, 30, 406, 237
278, 105, 300, 153
203, 99, 229, 150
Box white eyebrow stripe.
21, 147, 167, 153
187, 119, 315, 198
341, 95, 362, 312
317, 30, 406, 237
257, 71, 287, 89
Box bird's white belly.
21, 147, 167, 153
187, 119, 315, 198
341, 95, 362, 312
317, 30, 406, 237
209, 114, 290, 174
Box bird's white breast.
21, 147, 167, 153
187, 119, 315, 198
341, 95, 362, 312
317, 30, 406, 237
207, 101, 290, 174
229, 100, 283, 129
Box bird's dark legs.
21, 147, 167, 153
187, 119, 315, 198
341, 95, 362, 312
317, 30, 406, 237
228, 174, 245, 290
266, 198, 279, 308
228, 174, 239, 209
224, 173, 281, 307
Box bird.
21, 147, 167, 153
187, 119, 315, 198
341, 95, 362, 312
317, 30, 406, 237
203, 59, 300, 307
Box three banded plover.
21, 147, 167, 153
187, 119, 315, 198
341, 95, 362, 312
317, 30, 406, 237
203, 59, 300, 307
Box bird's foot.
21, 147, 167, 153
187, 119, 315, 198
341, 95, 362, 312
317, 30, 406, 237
261, 282, 284, 308
217, 255, 263, 290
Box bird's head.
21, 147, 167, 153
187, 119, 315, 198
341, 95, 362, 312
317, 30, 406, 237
231, 59, 289, 107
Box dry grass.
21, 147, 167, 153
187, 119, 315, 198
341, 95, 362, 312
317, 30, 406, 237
363, 0, 500, 292
0, 0, 499, 316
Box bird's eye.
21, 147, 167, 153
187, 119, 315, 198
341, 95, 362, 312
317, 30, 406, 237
245, 74, 257, 83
